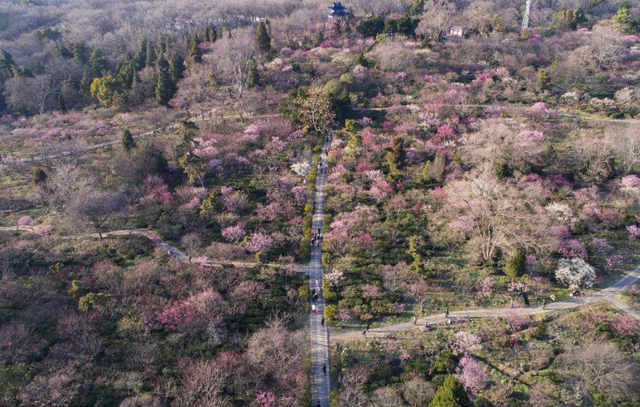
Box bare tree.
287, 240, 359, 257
46, 164, 83, 212
611, 125, 640, 175
66, 186, 127, 239
559, 339, 640, 405
174, 359, 233, 407
6, 75, 55, 115
590, 23, 624, 69
338, 367, 369, 407
417, 0, 456, 41
434, 167, 555, 263
213, 28, 255, 121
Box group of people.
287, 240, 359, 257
311, 229, 323, 247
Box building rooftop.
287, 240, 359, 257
327, 2, 349, 17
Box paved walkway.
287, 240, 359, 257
332, 264, 640, 341
309, 135, 331, 407
0, 226, 304, 271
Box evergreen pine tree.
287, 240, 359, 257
155, 59, 175, 106
79, 71, 92, 95
428, 375, 472, 407
58, 93, 67, 112
157, 34, 166, 60
537, 68, 551, 93
207, 25, 218, 42
246, 58, 260, 88
121, 129, 136, 151
424, 152, 446, 182
187, 39, 202, 68
136, 37, 148, 69
72, 43, 90, 64
410, 0, 425, 15
386, 136, 407, 173
89, 48, 108, 77
31, 167, 47, 186
355, 51, 369, 68
177, 119, 198, 156
256, 20, 272, 53
170, 53, 185, 83
612, 7, 636, 33
145, 41, 156, 68
0, 50, 15, 74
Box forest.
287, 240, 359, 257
1, 0, 640, 406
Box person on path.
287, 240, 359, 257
412, 315, 418, 326
541, 299, 546, 310
362, 329, 367, 338
321, 317, 325, 326
322, 363, 327, 376
312, 304, 317, 315
445, 305, 450, 318
316, 400, 321, 407
311, 288, 316, 296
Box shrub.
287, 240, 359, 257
324, 305, 337, 321
505, 248, 526, 279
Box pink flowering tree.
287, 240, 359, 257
222, 224, 246, 243
17, 215, 37, 230
361, 284, 382, 299
611, 315, 637, 337
456, 356, 488, 392
244, 232, 274, 258
255, 391, 279, 407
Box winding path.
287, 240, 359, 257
331, 264, 640, 341
309, 134, 331, 407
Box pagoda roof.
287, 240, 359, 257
327, 2, 347, 11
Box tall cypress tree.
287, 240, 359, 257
155, 56, 175, 106
58, 93, 67, 112
170, 53, 185, 83
89, 48, 108, 77
246, 58, 260, 88
121, 129, 136, 151
386, 136, 407, 173
145, 41, 156, 68
136, 37, 148, 70
73, 43, 90, 64
256, 20, 272, 54
187, 39, 202, 68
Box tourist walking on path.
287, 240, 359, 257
312, 304, 317, 315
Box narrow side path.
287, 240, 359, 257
0, 226, 304, 271
332, 264, 640, 341
309, 134, 331, 407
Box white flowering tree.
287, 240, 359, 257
555, 258, 596, 292
290, 161, 311, 177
